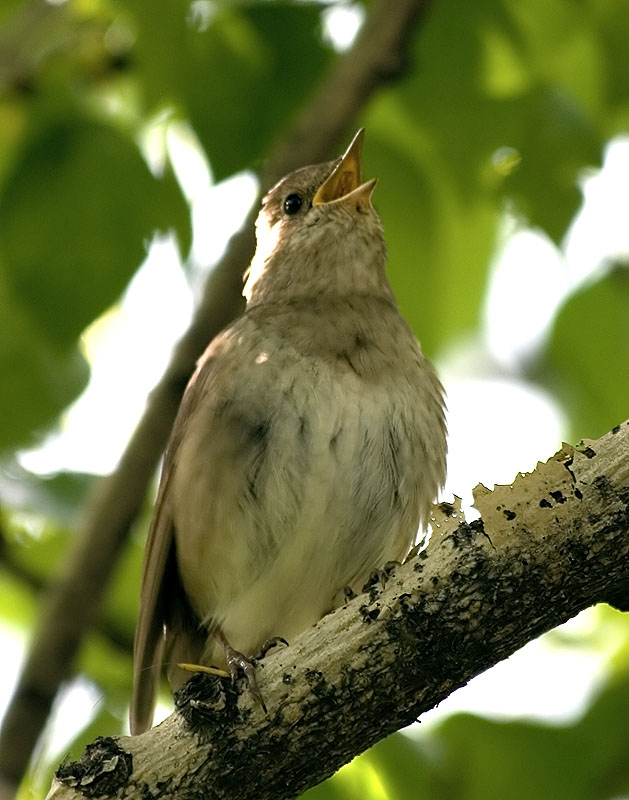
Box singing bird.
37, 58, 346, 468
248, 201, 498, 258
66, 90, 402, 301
130, 130, 447, 734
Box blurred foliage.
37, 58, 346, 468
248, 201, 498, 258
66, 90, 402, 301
536, 264, 629, 440
0, 0, 627, 798
126, 0, 333, 179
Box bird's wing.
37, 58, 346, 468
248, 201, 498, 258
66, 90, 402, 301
129, 463, 178, 735
129, 358, 211, 735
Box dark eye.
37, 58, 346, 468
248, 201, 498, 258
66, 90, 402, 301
283, 193, 303, 216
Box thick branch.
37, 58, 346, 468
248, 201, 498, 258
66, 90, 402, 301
48, 420, 629, 800
0, 0, 434, 790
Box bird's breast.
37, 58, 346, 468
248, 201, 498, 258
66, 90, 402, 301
172, 305, 445, 656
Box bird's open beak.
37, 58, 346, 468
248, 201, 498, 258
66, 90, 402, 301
312, 129, 377, 207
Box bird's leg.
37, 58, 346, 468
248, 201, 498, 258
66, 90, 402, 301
215, 629, 267, 712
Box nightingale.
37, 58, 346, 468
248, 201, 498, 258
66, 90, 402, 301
130, 130, 447, 735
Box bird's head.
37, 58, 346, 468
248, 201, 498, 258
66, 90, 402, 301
243, 130, 390, 306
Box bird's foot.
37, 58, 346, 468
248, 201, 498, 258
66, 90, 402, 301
223, 643, 267, 713
362, 560, 400, 593
216, 630, 267, 713
253, 636, 289, 660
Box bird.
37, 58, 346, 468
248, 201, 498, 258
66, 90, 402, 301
130, 129, 447, 735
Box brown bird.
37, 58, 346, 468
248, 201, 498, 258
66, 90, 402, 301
130, 130, 447, 735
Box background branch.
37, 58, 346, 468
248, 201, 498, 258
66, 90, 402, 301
0, 0, 434, 792
48, 420, 629, 800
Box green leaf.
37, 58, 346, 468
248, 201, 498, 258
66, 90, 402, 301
0, 566, 38, 631
2, 516, 70, 586
435, 714, 588, 800
365, 121, 497, 357
536, 266, 629, 439
356, 734, 434, 798
0, 118, 190, 348
595, 0, 629, 132
359, 0, 611, 356
78, 633, 133, 709
0, 0, 24, 25
125, 1, 332, 179
501, 86, 601, 241
367, 0, 603, 267
0, 266, 89, 449
0, 463, 95, 526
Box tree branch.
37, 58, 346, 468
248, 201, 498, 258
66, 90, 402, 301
47, 420, 629, 800
0, 0, 435, 791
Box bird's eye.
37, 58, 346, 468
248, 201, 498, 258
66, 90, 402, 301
283, 193, 303, 216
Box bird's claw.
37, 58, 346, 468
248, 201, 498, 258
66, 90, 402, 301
223, 643, 267, 713
253, 636, 289, 660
